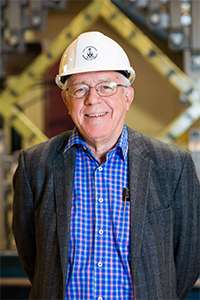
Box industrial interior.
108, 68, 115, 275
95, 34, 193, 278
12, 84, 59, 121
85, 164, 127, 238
0, 0, 200, 299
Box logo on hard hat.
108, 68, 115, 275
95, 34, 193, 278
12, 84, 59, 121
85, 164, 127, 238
82, 46, 98, 61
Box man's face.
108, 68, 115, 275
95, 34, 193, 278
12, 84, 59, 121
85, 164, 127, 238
62, 71, 134, 146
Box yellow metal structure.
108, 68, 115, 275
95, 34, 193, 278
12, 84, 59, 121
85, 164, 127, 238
0, 0, 199, 147
0, 0, 102, 146
100, 1, 200, 143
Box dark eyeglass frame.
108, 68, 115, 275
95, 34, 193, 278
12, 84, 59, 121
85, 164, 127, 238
64, 81, 130, 99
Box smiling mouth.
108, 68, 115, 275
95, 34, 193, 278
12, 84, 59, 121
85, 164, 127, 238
85, 112, 108, 118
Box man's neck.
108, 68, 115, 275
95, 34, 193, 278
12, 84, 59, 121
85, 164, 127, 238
86, 135, 120, 164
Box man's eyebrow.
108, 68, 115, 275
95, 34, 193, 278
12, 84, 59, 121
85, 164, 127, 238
70, 78, 116, 85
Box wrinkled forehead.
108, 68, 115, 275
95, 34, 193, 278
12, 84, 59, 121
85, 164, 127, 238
67, 70, 126, 85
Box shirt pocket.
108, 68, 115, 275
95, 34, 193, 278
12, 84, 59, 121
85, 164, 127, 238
115, 200, 131, 252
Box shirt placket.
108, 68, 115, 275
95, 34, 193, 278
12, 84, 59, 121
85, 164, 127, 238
94, 164, 106, 300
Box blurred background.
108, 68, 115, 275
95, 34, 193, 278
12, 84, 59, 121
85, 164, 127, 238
0, 0, 199, 299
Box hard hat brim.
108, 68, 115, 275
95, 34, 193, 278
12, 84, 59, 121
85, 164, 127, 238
56, 68, 136, 89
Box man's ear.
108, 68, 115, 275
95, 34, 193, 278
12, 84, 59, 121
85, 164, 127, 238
125, 86, 134, 109
61, 90, 67, 105
61, 91, 71, 115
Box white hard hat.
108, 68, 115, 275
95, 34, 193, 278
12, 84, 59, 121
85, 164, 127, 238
55, 31, 136, 89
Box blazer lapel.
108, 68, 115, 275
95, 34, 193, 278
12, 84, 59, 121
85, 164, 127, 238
128, 130, 152, 259
53, 147, 76, 285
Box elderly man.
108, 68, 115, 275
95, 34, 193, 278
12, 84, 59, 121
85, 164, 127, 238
13, 31, 200, 300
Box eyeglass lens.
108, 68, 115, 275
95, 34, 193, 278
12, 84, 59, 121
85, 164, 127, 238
67, 81, 129, 99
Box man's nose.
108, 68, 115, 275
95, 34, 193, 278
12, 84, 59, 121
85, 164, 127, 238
84, 87, 101, 105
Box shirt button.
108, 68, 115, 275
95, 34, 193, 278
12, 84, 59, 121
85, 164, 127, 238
99, 229, 103, 235
97, 261, 102, 268
98, 166, 103, 171
98, 197, 103, 203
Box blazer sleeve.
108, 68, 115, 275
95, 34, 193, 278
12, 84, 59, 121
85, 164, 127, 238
174, 151, 200, 299
12, 150, 36, 283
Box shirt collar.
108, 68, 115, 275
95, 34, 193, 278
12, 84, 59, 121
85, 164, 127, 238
64, 125, 128, 160
117, 125, 128, 160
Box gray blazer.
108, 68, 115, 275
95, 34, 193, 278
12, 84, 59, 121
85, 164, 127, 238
13, 127, 200, 300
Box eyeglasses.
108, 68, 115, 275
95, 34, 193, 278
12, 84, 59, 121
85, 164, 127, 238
65, 81, 130, 99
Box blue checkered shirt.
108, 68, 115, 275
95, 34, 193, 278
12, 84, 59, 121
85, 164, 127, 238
65, 126, 134, 299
